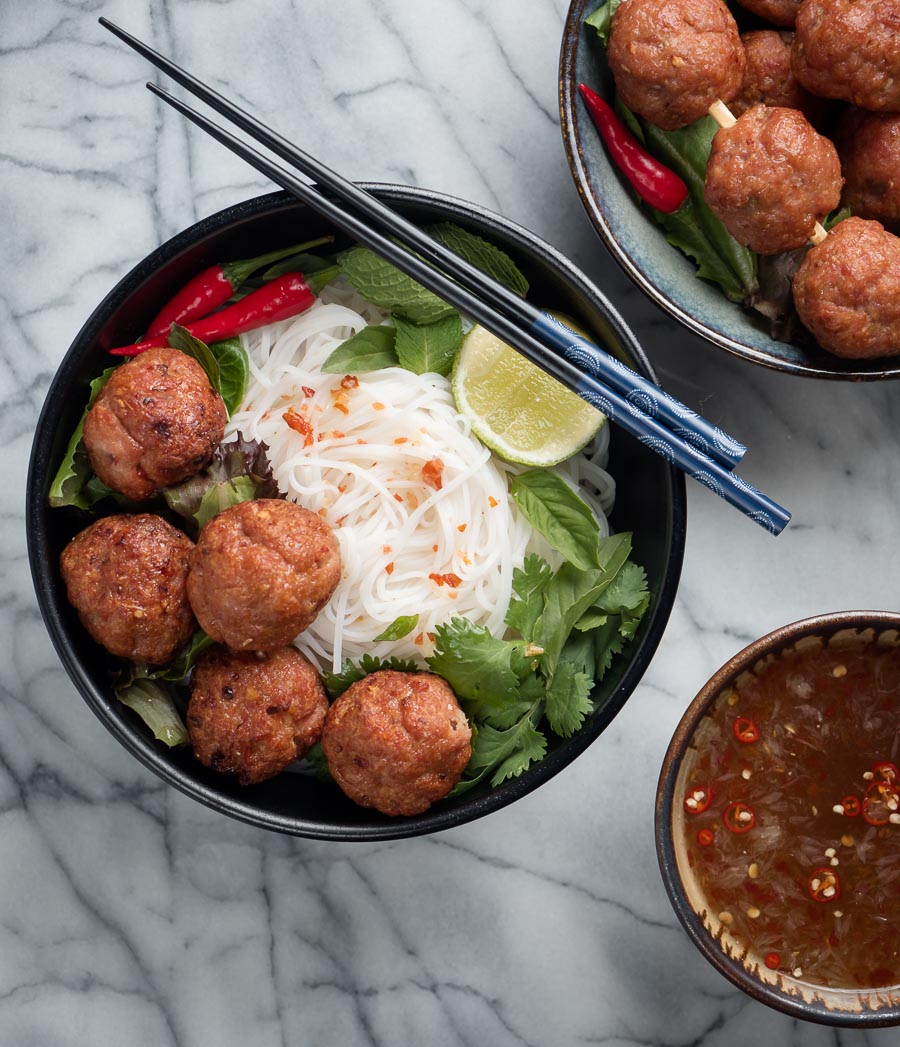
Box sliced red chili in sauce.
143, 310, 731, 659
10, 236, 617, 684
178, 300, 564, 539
873, 761, 899, 784
862, 779, 899, 825
807, 868, 841, 902
764, 952, 781, 970
733, 717, 760, 743
723, 802, 756, 833
840, 795, 861, 817
683, 785, 713, 815
697, 828, 715, 847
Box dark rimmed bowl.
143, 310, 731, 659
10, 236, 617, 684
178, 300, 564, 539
27, 185, 686, 840
657, 611, 900, 1026
559, 0, 900, 381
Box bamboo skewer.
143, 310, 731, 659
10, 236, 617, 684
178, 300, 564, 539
707, 100, 829, 246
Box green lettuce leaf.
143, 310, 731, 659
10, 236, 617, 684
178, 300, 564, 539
584, 0, 621, 45
48, 367, 117, 509
116, 679, 189, 747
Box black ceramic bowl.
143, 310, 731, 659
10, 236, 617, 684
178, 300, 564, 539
559, 0, 900, 380
657, 612, 900, 1026
28, 186, 686, 840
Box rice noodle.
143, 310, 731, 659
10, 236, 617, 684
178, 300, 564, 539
229, 282, 615, 672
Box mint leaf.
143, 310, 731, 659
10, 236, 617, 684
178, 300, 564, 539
545, 662, 593, 738
510, 470, 602, 571
168, 323, 221, 392
373, 615, 419, 642
425, 222, 529, 297
321, 325, 399, 373
506, 554, 553, 641
48, 366, 118, 509
584, 0, 621, 45
323, 654, 420, 698
338, 245, 455, 324
209, 337, 249, 416
393, 311, 463, 376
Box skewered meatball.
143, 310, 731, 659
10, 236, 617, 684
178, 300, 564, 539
188, 645, 327, 785
792, 218, 900, 359
704, 105, 842, 254
792, 0, 900, 113
83, 347, 226, 501
607, 0, 744, 131
835, 110, 900, 232
187, 499, 341, 652
734, 0, 800, 28
60, 513, 195, 664
731, 32, 825, 126
322, 670, 472, 816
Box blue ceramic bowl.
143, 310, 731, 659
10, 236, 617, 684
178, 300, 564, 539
559, 0, 900, 381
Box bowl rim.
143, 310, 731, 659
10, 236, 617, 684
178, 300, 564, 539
656, 609, 900, 1026
27, 184, 687, 840
558, 0, 900, 383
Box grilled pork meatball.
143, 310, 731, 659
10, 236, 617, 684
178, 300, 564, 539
607, 0, 744, 131
734, 0, 800, 27
60, 513, 195, 664
792, 218, 900, 359
835, 110, 900, 232
704, 105, 842, 254
83, 347, 226, 501
187, 499, 341, 652
187, 645, 327, 785
322, 671, 472, 816
792, 0, 900, 113
731, 32, 825, 125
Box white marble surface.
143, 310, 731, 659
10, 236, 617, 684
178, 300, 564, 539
2, 1, 899, 1044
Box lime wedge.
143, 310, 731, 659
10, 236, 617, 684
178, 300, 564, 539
451, 323, 606, 466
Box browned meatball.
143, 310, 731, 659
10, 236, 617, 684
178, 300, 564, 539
792, 0, 900, 113
734, 0, 800, 27
83, 347, 226, 501
60, 513, 195, 664
704, 105, 842, 254
607, 0, 744, 131
732, 32, 826, 125
322, 671, 472, 816
792, 217, 900, 359
188, 645, 327, 785
835, 109, 900, 231
187, 499, 341, 652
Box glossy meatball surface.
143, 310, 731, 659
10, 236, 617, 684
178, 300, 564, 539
704, 105, 842, 254
734, 0, 800, 27
187, 499, 341, 652
83, 347, 226, 501
792, 217, 900, 359
608, 0, 744, 131
792, 0, 900, 112
188, 645, 327, 785
322, 670, 472, 816
60, 513, 195, 665
732, 32, 824, 125
836, 110, 900, 231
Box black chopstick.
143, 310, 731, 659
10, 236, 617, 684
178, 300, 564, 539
98, 21, 790, 535
99, 16, 746, 474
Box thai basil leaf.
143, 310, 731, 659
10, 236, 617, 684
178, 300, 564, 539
321, 325, 399, 373
510, 470, 601, 571
209, 337, 249, 416
168, 323, 221, 392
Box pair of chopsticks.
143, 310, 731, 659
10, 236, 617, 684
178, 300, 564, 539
99, 18, 790, 536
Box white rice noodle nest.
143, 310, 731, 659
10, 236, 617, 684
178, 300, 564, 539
229, 282, 616, 672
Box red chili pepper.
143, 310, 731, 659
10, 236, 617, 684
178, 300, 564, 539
578, 83, 689, 214
807, 867, 841, 902
764, 952, 781, 970
683, 785, 713, 815
110, 273, 316, 357
873, 761, 899, 784
840, 795, 861, 817
733, 717, 760, 744
723, 802, 756, 833
142, 237, 332, 341
862, 779, 899, 826
697, 828, 715, 847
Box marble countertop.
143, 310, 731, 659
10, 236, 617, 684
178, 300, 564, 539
3, 2, 898, 1044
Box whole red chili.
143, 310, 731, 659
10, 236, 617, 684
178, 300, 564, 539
110, 273, 316, 357
807, 868, 841, 902
578, 84, 689, 214
723, 802, 756, 833
142, 237, 332, 341
683, 785, 713, 815
841, 795, 861, 817
733, 717, 760, 744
